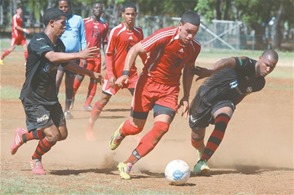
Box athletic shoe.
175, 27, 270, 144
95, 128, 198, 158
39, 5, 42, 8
109, 123, 125, 150
0, 59, 4, 65
30, 159, 46, 175
117, 162, 132, 180
193, 160, 210, 176
83, 105, 92, 112
64, 111, 73, 119
11, 128, 26, 155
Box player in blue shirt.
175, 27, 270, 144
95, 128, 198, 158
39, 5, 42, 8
56, 0, 87, 119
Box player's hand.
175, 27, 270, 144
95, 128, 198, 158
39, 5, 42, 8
115, 75, 129, 88
177, 97, 189, 118
193, 66, 214, 81
92, 72, 104, 85
109, 77, 116, 88
24, 29, 32, 34
79, 46, 100, 59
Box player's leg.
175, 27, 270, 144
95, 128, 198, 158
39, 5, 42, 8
86, 92, 111, 141
64, 71, 75, 119
84, 79, 97, 111
193, 102, 234, 175
11, 100, 46, 155
72, 59, 88, 110
84, 59, 101, 111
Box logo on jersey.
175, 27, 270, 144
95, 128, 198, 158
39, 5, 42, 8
246, 87, 253, 93
178, 48, 184, 53
37, 114, 49, 123
229, 80, 238, 89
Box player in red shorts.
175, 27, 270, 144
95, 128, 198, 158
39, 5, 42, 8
72, 2, 108, 111
85, 2, 145, 141
110, 11, 201, 179
0, 6, 31, 65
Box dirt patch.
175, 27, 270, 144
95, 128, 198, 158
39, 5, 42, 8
1, 50, 293, 194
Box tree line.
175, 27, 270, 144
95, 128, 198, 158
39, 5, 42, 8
1, 0, 293, 50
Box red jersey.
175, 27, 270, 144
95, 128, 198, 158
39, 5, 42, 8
141, 26, 201, 85
11, 14, 24, 39
84, 17, 108, 59
105, 23, 144, 79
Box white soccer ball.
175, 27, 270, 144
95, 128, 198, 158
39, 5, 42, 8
164, 159, 190, 186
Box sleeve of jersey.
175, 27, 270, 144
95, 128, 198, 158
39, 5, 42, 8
30, 35, 53, 57
234, 56, 255, 76
79, 17, 87, 50
141, 31, 168, 52
105, 31, 116, 78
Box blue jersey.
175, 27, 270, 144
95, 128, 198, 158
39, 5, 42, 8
60, 14, 86, 52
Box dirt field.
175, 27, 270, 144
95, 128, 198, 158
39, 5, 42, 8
1, 49, 293, 194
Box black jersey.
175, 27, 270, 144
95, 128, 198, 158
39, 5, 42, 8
198, 57, 265, 106
20, 32, 66, 105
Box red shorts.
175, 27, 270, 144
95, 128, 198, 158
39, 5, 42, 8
131, 74, 179, 113
83, 58, 101, 73
102, 73, 138, 95
11, 36, 26, 46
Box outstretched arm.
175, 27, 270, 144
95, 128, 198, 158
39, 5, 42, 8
194, 57, 236, 81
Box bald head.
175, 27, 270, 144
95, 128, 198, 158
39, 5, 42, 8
261, 49, 279, 63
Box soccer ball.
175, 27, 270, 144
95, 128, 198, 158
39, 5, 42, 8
164, 160, 190, 186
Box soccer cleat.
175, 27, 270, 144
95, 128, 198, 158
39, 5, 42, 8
64, 111, 74, 119
30, 159, 46, 175
0, 59, 4, 65
11, 128, 26, 155
83, 105, 93, 112
117, 162, 132, 180
193, 160, 210, 176
109, 123, 125, 150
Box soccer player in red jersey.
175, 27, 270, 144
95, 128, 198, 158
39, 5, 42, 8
72, 2, 108, 111
111, 11, 201, 179
0, 6, 31, 65
85, 2, 145, 141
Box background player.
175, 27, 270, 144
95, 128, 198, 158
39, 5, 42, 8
0, 6, 31, 65
55, 0, 87, 119
72, 2, 108, 112
86, 2, 144, 141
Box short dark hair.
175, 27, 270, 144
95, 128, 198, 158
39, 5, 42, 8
43, 7, 67, 26
122, 2, 137, 12
262, 49, 279, 62
180, 11, 200, 26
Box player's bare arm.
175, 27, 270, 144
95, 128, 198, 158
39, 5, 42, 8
178, 63, 195, 118
65, 61, 103, 84
44, 46, 100, 63
194, 57, 236, 80
115, 42, 145, 87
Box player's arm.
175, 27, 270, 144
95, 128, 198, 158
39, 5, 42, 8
15, 25, 31, 34
194, 57, 236, 80
115, 42, 145, 87
178, 63, 195, 118
44, 46, 99, 63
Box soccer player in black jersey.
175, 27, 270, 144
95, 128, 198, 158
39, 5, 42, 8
10, 7, 102, 175
190, 49, 278, 175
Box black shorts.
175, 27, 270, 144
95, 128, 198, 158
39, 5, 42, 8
189, 93, 235, 131
22, 99, 66, 132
